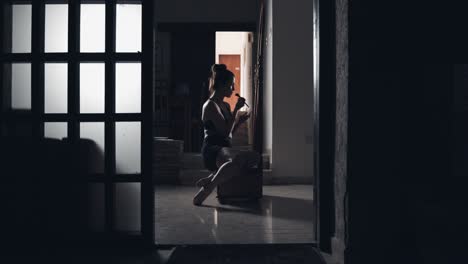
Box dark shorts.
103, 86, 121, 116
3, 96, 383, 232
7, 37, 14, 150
201, 136, 231, 172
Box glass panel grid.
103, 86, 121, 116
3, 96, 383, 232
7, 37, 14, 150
4, 0, 149, 237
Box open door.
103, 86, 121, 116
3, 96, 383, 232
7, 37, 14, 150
0, 0, 154, 246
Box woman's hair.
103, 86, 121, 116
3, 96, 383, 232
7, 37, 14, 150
208, 64, 234, 96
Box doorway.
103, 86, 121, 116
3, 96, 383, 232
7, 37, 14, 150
216, 31, 254, 146
153, 19, 316, 245
218, 54, 241, 111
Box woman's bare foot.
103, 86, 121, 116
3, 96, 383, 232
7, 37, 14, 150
193, 185, 214, 206
195, 174, 214, 188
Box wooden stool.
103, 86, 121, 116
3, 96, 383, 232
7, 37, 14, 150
216, 167, 262, 204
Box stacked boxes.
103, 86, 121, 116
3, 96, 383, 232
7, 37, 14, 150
153, 137, 184, 184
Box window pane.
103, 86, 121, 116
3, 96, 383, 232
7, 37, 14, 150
45, 63, 68, 113
115, 183, 141, 233
80, 4, 105, 53
44, 122, 67, 140
12, 63, 31, 110
45, 4, 68, 52
116, 122, 140, 174
115, 63, 141, 113
80, 122, 105, 174
12, 5, 32, 53
80, 63, 105, 113
88, 183, 105, 232
116, 4, 141, 52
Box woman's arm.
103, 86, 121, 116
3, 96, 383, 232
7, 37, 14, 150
203, 101, 236, 138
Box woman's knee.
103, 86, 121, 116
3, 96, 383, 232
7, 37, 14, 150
216, 147, 234, 167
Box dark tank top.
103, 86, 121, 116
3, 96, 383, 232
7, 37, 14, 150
203, 99, 232, 147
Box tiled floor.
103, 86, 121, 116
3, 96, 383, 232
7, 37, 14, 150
155, 184, 316, 245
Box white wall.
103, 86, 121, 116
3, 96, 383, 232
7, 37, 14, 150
243, 33, 254, 144
215, 32, 243, 55
155, 0, 259, 23
265, 0, 315, 181
263, 0, 274, 159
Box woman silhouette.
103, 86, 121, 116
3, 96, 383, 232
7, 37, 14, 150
193, 64, 260, 206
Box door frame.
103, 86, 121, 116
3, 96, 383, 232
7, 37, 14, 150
314, 0, 338, 253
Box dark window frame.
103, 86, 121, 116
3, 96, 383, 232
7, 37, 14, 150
1, 0, 154, 245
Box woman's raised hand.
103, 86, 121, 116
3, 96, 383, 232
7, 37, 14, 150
234, 96, 246, 110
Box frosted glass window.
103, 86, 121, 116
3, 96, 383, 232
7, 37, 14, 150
80, 63, 105, 113
116, 4, 141, 52
45, 4, 68, 52
12, 5, 32, 53
44, 122, 67, 140
80, 122, 105, 173
115, 183, 141, 232
88, 183, 105, 232
116, 63, 141, 113
11, 63, 31, 110
80, 4, 105, 52
116, 122, 141, 174
45, 63, 68, 113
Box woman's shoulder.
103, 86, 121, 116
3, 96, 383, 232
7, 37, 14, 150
203, 99, 215, 109
202, 99, 217, 117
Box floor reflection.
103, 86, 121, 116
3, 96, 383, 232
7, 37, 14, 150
155, 185, 315, 244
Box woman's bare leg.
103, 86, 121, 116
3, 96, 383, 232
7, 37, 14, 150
193, 160, 241, 205
208, 160, 242, 187
193, 149, 261, 206
193, 147, 242, 205
195, 173, 214, 188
